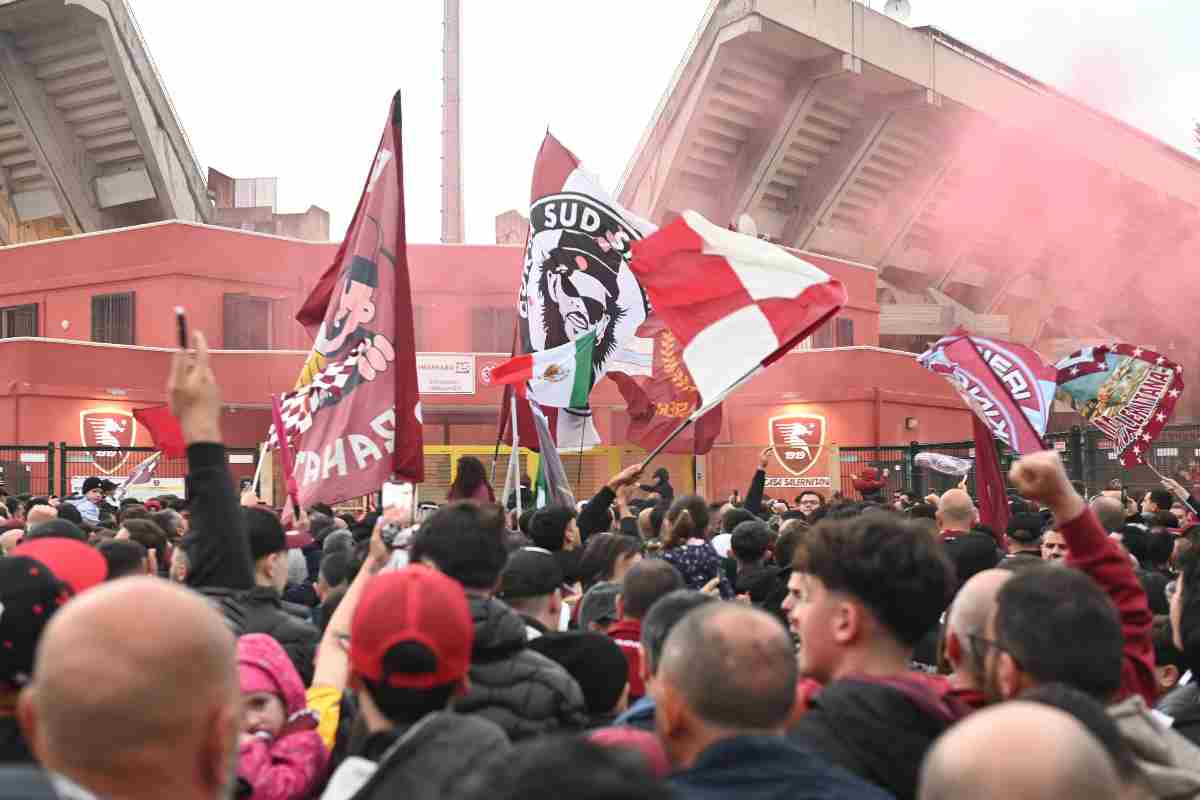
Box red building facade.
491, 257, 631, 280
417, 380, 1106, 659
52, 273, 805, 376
0, 219, 970, 501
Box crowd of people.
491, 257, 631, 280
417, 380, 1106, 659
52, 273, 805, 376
3, 331, 1200, 799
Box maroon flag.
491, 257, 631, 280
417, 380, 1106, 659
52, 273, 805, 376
283, 92, 423, 507
918, 329, 1055, 455
610, 317, 722, 454
972, 415, 1010, 543
132, 405, 186, 458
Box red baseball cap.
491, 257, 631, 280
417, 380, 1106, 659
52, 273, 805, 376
14, 538, 107, 594
350, 565, 473, 689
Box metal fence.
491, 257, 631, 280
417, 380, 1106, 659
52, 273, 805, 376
0, 443, 55, 496
835, 423, 1200, 503
57, 445, 259, 498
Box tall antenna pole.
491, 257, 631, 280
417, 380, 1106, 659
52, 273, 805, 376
441, 0, 465, 244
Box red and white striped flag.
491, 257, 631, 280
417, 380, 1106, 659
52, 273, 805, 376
629, 211, 847, 413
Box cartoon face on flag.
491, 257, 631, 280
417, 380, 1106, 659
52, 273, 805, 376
918, 331, 1057, 454
1056, 344, 1184, 466
278, 92, 424, 506
518, 135, 656, 384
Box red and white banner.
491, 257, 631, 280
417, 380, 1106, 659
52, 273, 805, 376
282, 91, 423, 506
629, 210, 847, 413
918, 329, 1056, 454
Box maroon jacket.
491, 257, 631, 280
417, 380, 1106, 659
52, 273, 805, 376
607, 618, 645, 700
1061, 506, 1157, 706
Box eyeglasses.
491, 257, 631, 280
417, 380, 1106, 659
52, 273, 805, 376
966, 632, 1019, 668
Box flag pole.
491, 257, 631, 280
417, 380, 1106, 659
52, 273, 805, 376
251, 441, 269, 497
391, 90, 414, 481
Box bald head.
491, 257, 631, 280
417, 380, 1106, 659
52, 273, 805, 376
1090, 496, 1126, 533
659, 603, 796, 730
0, 528, 22, 555
946, 569, 1012, 681
919, 702, 1121, 800
21, 578, 238, 799
937, 490, 976, 530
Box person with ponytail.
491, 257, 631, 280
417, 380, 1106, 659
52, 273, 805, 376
659, 496, 732, 598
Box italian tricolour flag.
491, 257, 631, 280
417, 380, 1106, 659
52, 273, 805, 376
490, 331, 597, 409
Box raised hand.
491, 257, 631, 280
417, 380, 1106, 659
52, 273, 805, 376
168, 330, 221, 444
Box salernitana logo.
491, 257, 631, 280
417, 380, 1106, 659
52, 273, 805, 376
770, 414, 826, 476
80, 410, 137, 473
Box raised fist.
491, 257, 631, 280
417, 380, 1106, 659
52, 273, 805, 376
1008, 450, 1082, 520
357, 334, 396, 381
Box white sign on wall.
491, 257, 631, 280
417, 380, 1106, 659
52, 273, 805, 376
417, 354, 476, 395
765, 476, 832, 489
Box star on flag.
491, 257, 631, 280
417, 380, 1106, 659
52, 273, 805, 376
1070, 366, 1080, 376
1156, 413, 1167, 422
1142, 434, 1152, 442
1133, 445, 1141, 455
1156, 356, 1166, 366
1170, 389, 1181, 398
1132, 347, 1144, 357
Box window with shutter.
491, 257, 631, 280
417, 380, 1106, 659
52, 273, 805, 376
223, 294, 272, 350
836, 318, 855, 347
811, 319, 835, 349
91, 293, 134, 344
0, 304, 37, 338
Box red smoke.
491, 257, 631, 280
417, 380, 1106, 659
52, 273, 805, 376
901, 46, 1200, 417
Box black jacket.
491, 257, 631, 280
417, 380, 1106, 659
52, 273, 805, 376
639, 476, 674, 504
181, 443, 318, 684
789, 677, 969, 800
322, 712, 510, 800
454, 596, 587, 741
578, 486, 617, 542
183, 443, 254, 593
0, 715, 32, 764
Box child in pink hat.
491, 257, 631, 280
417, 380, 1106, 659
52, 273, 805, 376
237, 633, 328, 799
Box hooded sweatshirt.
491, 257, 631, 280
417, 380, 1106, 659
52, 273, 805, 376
453, 595, 587, 741
788, 675, 970, 800
237, 634, 328, 800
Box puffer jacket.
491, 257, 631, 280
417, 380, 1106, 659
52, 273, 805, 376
453, 596, 587, 740
320, 712, 509, 800
201, 586, 320, 687
236, 634, 327, 800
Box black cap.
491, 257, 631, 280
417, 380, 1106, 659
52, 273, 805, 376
99, 479, 118, 492
0, 556, 71, 688
498, 547, 563, 600
81, 477, 103, 494
1007, 513, 1046, 544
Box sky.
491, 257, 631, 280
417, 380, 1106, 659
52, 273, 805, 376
128, 0, 1199, 244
